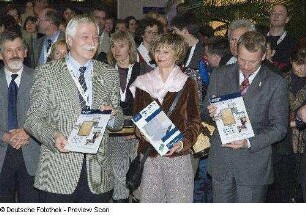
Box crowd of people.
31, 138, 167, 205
0, 0, 306, 203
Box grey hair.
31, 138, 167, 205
0, 31, 27, 52
228, 19, 256, 40
65, 15, 99, 38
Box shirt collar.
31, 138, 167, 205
66, 54, 93, 76
239, 66, 261, 84
4, 66, 23, 87
46, 31, 61, 42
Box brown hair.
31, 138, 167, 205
237, 31, 266, 55
107, 31, 138, 65
291, 44, 306, 65
151, 33, 187, 64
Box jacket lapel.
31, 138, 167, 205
243, 66, 267, 103
228, 64, 240, 94
0, 70, 8, 128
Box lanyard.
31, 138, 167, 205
116, 64, 133, 102
184, 43, 196, 67
67, 63, 92, 108
267, 30, 287, 45
137, 44, 156, 68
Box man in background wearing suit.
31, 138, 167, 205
203, 31, 288, 202
0, 31, 40, 202
33, 8, 65, 67
24, 15, 123, 203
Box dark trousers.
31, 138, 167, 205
39, 157, 113, 203
0, 145, 38, 203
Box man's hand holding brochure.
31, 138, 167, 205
65, 109, 112, 154
208, 92, 254, 149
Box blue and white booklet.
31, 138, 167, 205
66, 109, 112, 154
132, 101, 183, 156
210, 92, 254, 144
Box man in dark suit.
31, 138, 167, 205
0, 31, 40, 202
203, 31, 288, 202
33, 8, 65, 67
24, 15, 123, 203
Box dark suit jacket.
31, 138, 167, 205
202, 63, 289, 186
0, 66, 40, 176
32, 31, 65, 68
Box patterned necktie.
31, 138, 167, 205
240, 73, 250, 96
8, 74, 19, 130
46, 39, 52, 52
78, 66, 88, 109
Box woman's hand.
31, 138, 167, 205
165, 141, 183, 156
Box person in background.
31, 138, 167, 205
34, 8, 65, 67
267, 4, 296, 72
20, 1, 35, 26
125, 16, 137, 38
130, 33, 201, 202
297, 79, 306, 202
92, 6, 110, 57
204, 36, 231, 68
24, 15, 123, 203
5, 4, 22, 28
171, 13, 203, 70
226, 19, 256, 65
278, 44, 306, 203
22, 16, 39, 68
0, 15, 21, 35
0, 31, 40, 203
104, 16, 115, 35
62, 6, 76, 25
0, 15, 22, 69
46, 39, 68, 62
115, 19, 128, 33
107, 31, 140, 203
203, 31, 288, 203
136, 17, 163, 74
33, 0, 49, 17
193, 36, 231, 203
145, 11, 169, 33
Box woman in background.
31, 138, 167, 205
136, 17, 163, 74
107, 31, 140, 203
47, 39, 68, 62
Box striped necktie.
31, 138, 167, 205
240, 73, 250, 96
78, 66, 88, 109
46, 39, 52, 52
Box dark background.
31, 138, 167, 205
0, 0, 118, 17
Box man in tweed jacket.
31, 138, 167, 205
24, 16, 124, 202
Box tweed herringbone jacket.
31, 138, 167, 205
24, 59, 124, 194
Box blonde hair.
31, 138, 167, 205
151, 33, 187, 64
47, 39, 68, 62
107, 31, 138, 65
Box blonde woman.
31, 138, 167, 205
130, 33, 201, 202
107, 31, 140, 202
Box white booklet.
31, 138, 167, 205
210, 92, 254, 144
65, 109, 112, 154
132, 101, 183, 156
